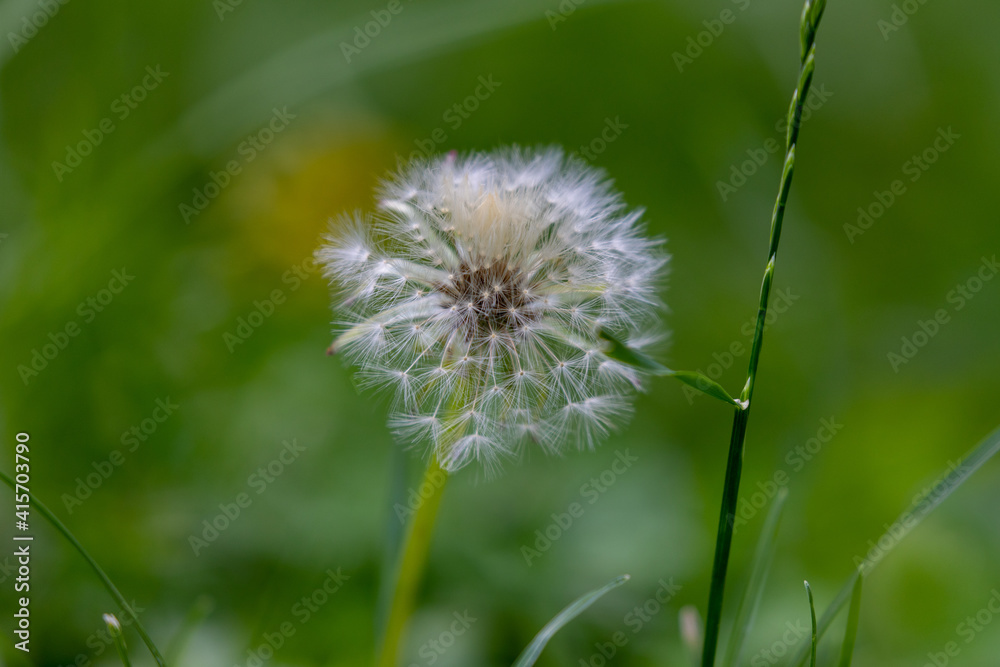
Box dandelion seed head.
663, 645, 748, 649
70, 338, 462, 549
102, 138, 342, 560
318, 146, 666, 472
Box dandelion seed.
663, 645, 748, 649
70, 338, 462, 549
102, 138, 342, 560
318, 146, 666, 472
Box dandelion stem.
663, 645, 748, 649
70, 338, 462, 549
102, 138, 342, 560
376, 455, 449, 667
700, 2, 826, 665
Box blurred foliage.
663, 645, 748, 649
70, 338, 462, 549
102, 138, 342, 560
1, 0, 999, 665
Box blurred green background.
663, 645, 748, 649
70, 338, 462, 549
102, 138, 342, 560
2, 0, 999, 665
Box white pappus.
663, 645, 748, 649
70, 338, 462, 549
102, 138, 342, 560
318, 146, 666, 473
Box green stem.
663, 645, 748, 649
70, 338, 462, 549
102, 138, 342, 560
105, 614, 134, 667
375, 455, 449, 667
702, 407, 749, 667
700, 2, 826, 665
0, 470, 167, 666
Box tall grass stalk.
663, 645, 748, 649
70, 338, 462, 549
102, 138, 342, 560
700, 1, 827, 665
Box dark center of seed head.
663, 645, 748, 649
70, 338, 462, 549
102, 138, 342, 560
441, 261, 534, 335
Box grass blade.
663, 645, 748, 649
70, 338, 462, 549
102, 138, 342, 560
0, 470, 167, 666
512, 575, 630, 667
144, 0, 636, 161
804, 582, 817, 667
836, 570, 864, 667
165, 595, 214, 666
104, 614, 133, 667
599, 328, 741, 407
722, 486, 788, 667
790, 423, 1000, 666
666, 371, 743, 409
700, 1, 827, 662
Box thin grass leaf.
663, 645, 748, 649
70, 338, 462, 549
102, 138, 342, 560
143, 0, 636, 161
836, 570, 864, 667
165, 595, 214, 666
790, 423, 1000, 666
0, 470, 167, 666
88, 0, 643, 247
722, 487, 788, 667
597, 327, 669, 374
512, 575, 630, 667
104, 614, 132, 667
598, 329, 741, 407
667, 371, 743, 409
804, 582, 817, 667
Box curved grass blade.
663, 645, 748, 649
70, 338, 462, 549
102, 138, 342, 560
790, 423, 1000, 666
804, 582, 817, 667
512, 575, 630, 667
105, 614, 133, 667
143, 0, 637, 161
165, 595, 214, 666
836, 570, 864, 667
598, 329, 741, 408
667, 371, 743, 409
0, 470, 167, 666
90, 0, 643, 242
722, 486, 788, 667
